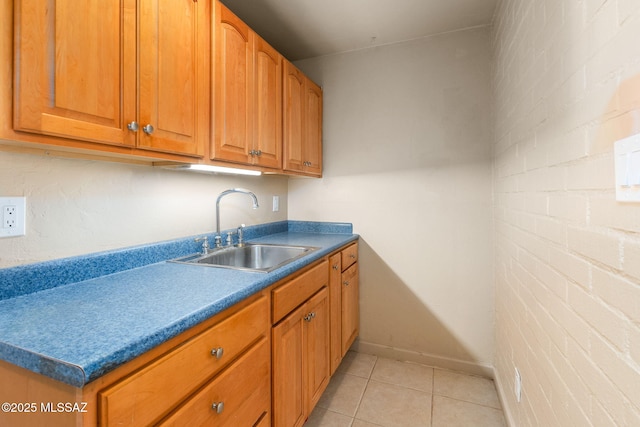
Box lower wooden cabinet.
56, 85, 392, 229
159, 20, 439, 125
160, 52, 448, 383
272, 287, 329, 427
329, 242, 360, 374
271, 260, 330, 427
99, 295, 270, 426
341, 261, 359, 355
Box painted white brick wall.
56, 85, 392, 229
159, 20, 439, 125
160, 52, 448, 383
493, 0, 640, 425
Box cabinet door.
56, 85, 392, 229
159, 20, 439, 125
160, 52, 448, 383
213, 3, 253, 164
328, 253, 342, 375
272, 304, 306, 427
138, 0, 208, 156
303, 81, 323, 176
282, 60, 306, 173
13, 0, 136, 147
341, 263, 359, 356
305, 288, 330, 412
283, 60, 323, 176
254, 36, 282, 169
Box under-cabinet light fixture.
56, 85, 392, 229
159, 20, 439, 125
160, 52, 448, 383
163, 164, 262, 176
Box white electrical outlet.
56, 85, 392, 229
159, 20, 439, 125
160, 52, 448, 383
514, 367, 522, 403
273, 195, 280, 212
0, 197, 26, 237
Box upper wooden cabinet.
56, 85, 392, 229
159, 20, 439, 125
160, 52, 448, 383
213, 3, 282, 170
283, 60, 323, 177
12, 0, 209, 157
5, 0, 322, 174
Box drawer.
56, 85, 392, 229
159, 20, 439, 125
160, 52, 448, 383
272, 260, 328, 324
99, 295, 269, 426
341, 242, 358, 270
342, 262, 358, 286
159, 337, 271, 426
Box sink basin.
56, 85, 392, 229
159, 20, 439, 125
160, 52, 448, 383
170, 243, 319, 273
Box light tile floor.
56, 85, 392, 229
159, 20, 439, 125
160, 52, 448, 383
306, 352, 506, 427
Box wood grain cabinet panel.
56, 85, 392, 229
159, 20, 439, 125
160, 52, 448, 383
328, 253, 342, 374
99, 295, 269, 426
305, 289, 331, 412
253, 37, 283, 169
13, 0, 208, 157
137, 0, 209, 156
283, 60, 323, 177
158, 337, 270, 427
328, 242, 359, 373
272, 302, 306, 427
13, 0, 137, 147
272, 288, 329, 427
213, 2, 282, 170
341, 262, 359, 356
272, 261, 328, 324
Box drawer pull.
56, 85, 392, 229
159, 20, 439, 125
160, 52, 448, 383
303, 312, 316, 322
211, 347, 224, 359
332, 264, 339, 270
349, 254, 356, 259
211, 401, 224, 414
343, 281, 350, 286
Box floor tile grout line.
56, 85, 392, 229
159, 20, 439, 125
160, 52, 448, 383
431, 367, 435, 427
350, 355, 378, 424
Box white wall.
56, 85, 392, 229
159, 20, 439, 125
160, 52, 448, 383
291, 28, 495, 374
0, 151, 288, 268
493, 1, 640, 425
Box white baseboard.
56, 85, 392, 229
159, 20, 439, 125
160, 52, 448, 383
351, 340, 495, 378
492, 367, 516, 427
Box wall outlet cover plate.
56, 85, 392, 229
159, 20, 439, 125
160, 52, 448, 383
0, 197, 26, 237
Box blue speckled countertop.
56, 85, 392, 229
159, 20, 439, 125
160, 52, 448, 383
0, 221, 358, 387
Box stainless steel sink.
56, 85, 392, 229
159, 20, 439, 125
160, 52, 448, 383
170, 243, 319, 272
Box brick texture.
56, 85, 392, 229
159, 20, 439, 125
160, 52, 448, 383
493, 1, 640, 425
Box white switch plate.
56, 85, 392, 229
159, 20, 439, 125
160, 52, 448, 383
0, 197, 26, 237
614, 134, 640, 202
272, 195, 279, 212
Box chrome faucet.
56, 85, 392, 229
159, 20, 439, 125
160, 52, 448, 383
215, 189, 259, 247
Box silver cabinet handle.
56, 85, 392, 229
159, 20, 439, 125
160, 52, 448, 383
142, 124, 154, 135
304, 312, 316, 322
211, 402, 224, 414
127, 121, 139, 131
343, 281, 350, 286
349, 254, 356, 259
332, 264, 339, 270
211, 347, 224, 359
249, 150, 263, 157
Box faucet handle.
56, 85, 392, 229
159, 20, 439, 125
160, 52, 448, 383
226, 230, 237, 246
237, 224, 245, 245
214, 235, 222, 248
194, 236, 210, 254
